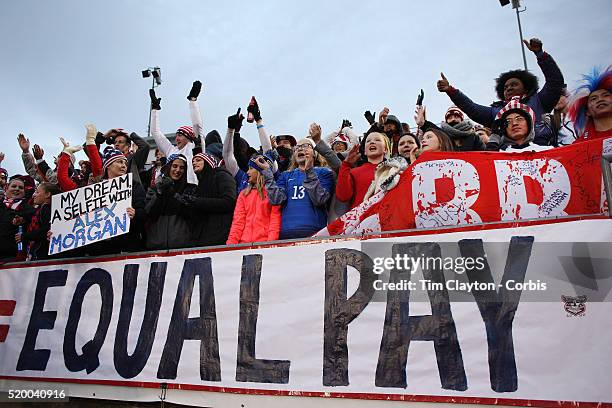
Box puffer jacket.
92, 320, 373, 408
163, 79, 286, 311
226, 189, 281, 244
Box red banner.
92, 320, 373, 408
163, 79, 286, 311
325, 138, 609, 236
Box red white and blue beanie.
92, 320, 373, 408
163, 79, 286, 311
332, 133, 351, 148
445, 106, 464, 122
102, 146, 127, 173
495, 96, 536, 125
193, 152, 219, 169
176, 126, 196, 142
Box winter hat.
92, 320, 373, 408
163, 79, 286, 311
384, 115, 402, 133
568, 65, 612, 138
176, 125, 196, 142
332, 133, 351, 149
248, 154, 274, 172
275, 134, 297, 147
495, 96, 536, 143
193, 152, 219, 169
102, 146, 127, 174
445, 106, 464, 122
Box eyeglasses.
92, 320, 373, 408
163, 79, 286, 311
505, 115, 526, 125
293, 143, 313, 151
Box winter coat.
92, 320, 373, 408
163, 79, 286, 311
0, 200, 34, 261
226, 189, 281, 244
187, 167, 237, 247
448, 51, 564, 146
145, 179, 196, 250
22, 203, 52, 260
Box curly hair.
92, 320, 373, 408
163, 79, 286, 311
495, 69, 539, 101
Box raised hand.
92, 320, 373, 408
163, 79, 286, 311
254, 156, 270, 171
364, 110, 376, 125
437, 72, 451, 92
187, 80, 202, 100
85, 123, 97, 145
308, 123, 322, 144
341, 119, 352, 129
149, 89, 161, 110
247, 96, 262, 122
17, 133, 30, 153
0, 152, 4, 163
345, 144, 361, 165
227, 108, 245, 132
378, 107, 390, 125
523, 38, 543, 53
60, 137, 83, 155
32, 144, 44, 160
414, 105, 427, 127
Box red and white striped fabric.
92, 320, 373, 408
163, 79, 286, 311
176, 125, 196, 141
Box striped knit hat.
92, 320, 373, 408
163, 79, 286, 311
332, 133, 351, 148
102, 146, 127, 174
193, 152, 219, 169
445, 106, 464, 122
176, 125, 196, 142
494, 96, 536, 142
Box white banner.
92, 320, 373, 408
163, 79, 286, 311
49, 174, 132, 255
1, 217, 611, 406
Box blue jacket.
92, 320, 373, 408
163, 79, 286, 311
448, 51, 564, 146
262, 167, 334, 239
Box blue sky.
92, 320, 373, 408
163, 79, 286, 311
1, 0, 610, 175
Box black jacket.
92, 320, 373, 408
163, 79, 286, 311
0, 200, 34, 261
187, 167, 237, 247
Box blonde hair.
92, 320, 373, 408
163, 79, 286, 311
243, 170, 265, 199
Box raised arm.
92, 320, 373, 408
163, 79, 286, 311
149, 89, 174, 157
523, 38, 565, 114
438, 72, 496, 127
223, 109, 245, 177
187, 81, 204, 146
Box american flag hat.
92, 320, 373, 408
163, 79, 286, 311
175, 125, 196, 142
332, 133, 351, 147
102, 146, 127, 173
193, 152, 219, 169
495, 96, 536, 125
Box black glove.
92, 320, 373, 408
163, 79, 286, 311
228, 108, 245, 132
187, 80, 202, 100
95, 132, 106, 146
247, 96, 262, 122
129, 132, 138, 141
149, 89, 161, 110
157, 175, 173, 196
364, 111, 376, 125
341, 119, 352, 129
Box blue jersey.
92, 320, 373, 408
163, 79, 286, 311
235, 169, 249, 194
275, 167, 334, 239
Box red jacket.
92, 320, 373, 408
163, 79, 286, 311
335, 161, 377, 209
57, 145, 103, 192
226, 188, 281, 244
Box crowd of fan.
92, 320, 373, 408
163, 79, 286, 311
1, 38, 610, 263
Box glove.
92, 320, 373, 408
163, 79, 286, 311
247, 96, 262, 122
341, 119, 352, 129
486, 131, 502, 151
60, 137, 82, 155
95, 132, 106, 146
149, 89, 161, 110
85, 124, 97, 145
187, 80, 202, 100
228, 108, 245, 132
364, 110, 376, 125
156, 175, 173, 196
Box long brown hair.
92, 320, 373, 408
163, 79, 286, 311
425, 129, 455, 152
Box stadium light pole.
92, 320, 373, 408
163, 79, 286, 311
142, 67, 162, 138
499, 0, 528, 71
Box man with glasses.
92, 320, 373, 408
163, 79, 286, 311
487, 97, 553, 152
256, 137, 334, 239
